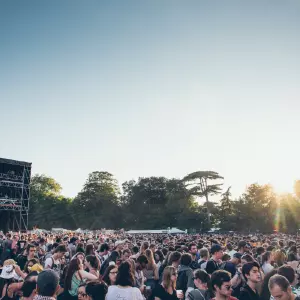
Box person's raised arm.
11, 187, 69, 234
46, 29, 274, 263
79, 269, 98, 281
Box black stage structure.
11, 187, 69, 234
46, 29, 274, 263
0, 158, 32, 232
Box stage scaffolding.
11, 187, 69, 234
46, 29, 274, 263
0, 158, 32, 231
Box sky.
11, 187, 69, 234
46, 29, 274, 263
1, 0, 300, 199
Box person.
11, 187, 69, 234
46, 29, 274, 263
269, 274, 300, 300
187, 269, 210, 300
35, 269, 60, 300
176, 254, 194, 297
222, 253, 242, 278
259, 269, 278, 300
64, 258, 98, 300
169, 252, 182, 270
97, 243, 110, 265
121, 249, 131, 261
24, 258, 39, 275
226, 244, 237, 259
262, 251, 274, 274
21, 271, 39, 300
144, 249, 159, 290
152, 266, 184, 300
106, 261, 143, 300
287, 246, 298, 262
210, 270, 237, 300
206, 245, 223, 275
1, 234, 13, 262
155, 250, 165, 270
17, 244, 37, 271
237, 241, 248, 255
85, 245, 94, 257
85, 255, 100, 277
78, 283, 90, 300
189, 243, 200, 270
135, 255, 148, 291
0, 261, 26, 300
273, 249, 286, 268
277, 265, 300, 296
44, 244, 67, 277
239, 261, 261, 300
85, 281, 108, 300
68, 238, 77, 258
102, 265, 118, 286
198, 248, 209, 270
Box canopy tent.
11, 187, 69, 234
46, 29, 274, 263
126, 227, 186, 234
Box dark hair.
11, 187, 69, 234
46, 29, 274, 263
211, 270, 231, 291
188, 243, 197, 251
194, 269, 210, 284
26, 244, 36, 252
115, 261, 135, 287
85, 244, 94, 256
278, 265, 296, 284
259, 269, 277, 300
100, 243, 109, 252
22, 271, 39, 297
180, 253, 192, 267
169, 251, 182, 265
256, 247, 265, 256
102, 265, 118, 286
137, 255, 148, 265
64, 258, 80, 290
132, 246, 139, 254
241, 254, 254, 263
86, 281, 108, 300
269, 274, 290, 292
24, 258, 39, 274
86, 255, 99, 270
261, 251, 272, 265
54, 244, 67, 253
242, 261, 260, 281
154, 250, 164, 263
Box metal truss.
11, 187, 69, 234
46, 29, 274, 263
0, 158, 32, 231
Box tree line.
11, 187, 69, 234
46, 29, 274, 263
28, 171, 300, 233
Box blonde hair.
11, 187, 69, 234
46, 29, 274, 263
274, 250, 286, 267
145, 249, 155, 270
162, 266, 176, 290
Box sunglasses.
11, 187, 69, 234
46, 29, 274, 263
78, 292, 87, 297
172, 273, 178, 276
110, 271, 118, 275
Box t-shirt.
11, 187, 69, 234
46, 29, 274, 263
223, 261, 237, 277
44, 257, 61, 277
152, 284, 178, 300
205, 259, 220, 275
106, 285, 143, 300
262, 263, 274, 274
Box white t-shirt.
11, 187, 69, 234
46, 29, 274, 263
106, 285, 143, 300
44, 257, 61, 277
262, 262, 274, 274
227, 250, 237, 258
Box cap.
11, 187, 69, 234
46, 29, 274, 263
211, 244, 223, 254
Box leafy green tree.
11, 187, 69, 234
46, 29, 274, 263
182, 171, 223, 227
71, 171, 120, 229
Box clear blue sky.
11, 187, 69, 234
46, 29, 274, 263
1, 0, 299, 198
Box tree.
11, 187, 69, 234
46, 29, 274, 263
218, 187, 234, 230
29, 174, 75, 229
182, 171, 223, 227
71, 171, 120, 229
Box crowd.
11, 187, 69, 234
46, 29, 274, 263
1, 231, 300, 300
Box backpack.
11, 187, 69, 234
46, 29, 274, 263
176, 270, 188, 294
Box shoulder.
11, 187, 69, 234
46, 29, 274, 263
44, 257, 53, 265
